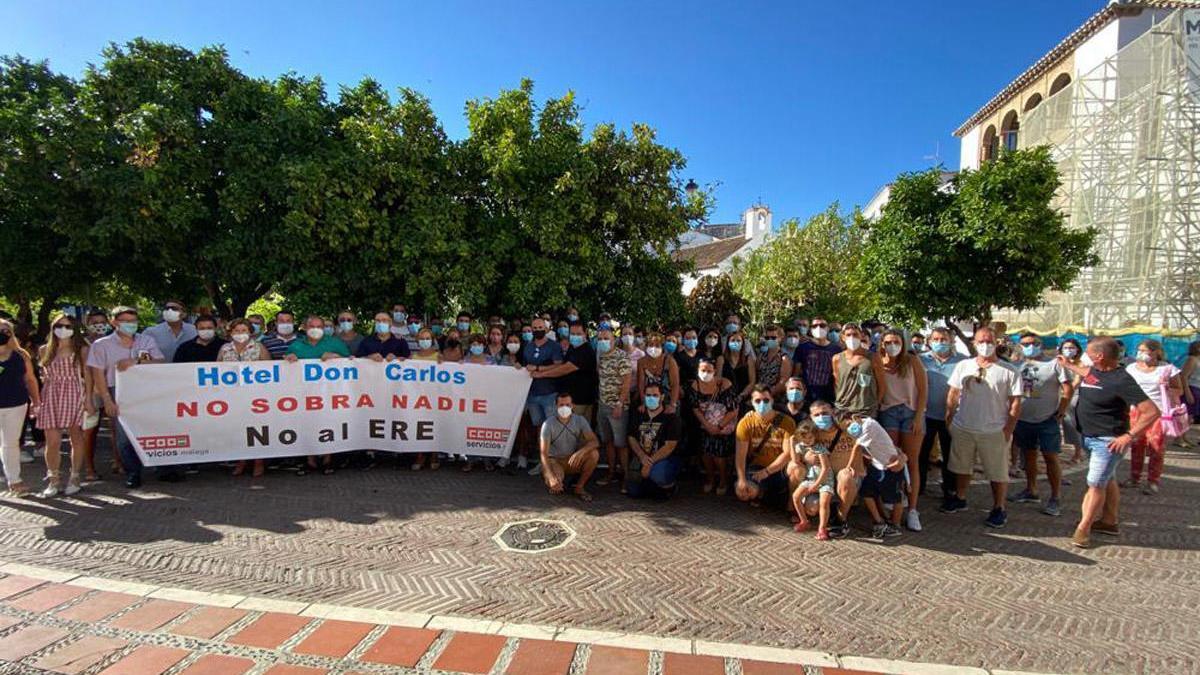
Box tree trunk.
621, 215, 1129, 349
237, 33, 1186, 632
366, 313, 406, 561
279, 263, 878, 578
14, 294, 32, 328
34, 296, 58, 343
945, 316, 976, 357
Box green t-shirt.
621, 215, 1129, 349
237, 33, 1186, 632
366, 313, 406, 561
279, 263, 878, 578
286, 336, 351, 360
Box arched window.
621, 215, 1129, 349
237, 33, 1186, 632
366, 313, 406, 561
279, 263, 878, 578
1001, 110, 1020, 151
1049, 73, 1072, 96
1024, 93, 1043, 112
981, 125, 999, 163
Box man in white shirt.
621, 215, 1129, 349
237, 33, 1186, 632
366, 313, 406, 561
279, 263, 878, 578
942, 326, 1022, 528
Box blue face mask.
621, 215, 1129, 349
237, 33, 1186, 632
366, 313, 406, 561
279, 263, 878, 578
408, 322, 421, 334
765, 339, 779, 351
251, 324, 262, 335
812, 414, 834, 430
848, 421, 863, 437
726, 323, 739, 334
599, 322, 612, 331
431, 325, 443, 336
786, 389, 803, 403
596, 339, 612, 353
557, 327, 569, 339
644, 395, 661, 410
683, 338, 698, 350
418, 339, 433, 350
567, 314, 579, 323
569, 334, 585, 347
118, 321, 138, 336
753, 400, 772, 416
469, 344, 484, 356
323, 326, 334, 337
1022, 344, 1039, 357
339, 320, 354, 332
828, 330, 840, 343
664, 341, 677, 353
522, 331, 533, 342
375, 322, 391, 335
393, 311, 407, 323
457, 321, 471, 332
931, 342, 951, 355
728, 340, 742, 352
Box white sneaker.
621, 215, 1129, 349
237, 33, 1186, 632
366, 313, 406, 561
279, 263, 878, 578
516, 455, 528, 470
19, 450, 35, 464
527, 462, 542, 476
905, 509, 923, 532
496, 456, 510, 468
63, 483, 81, 496
39, 484, 59, 499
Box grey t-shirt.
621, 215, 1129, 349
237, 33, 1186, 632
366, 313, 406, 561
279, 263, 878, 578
1018, 358, 1069, 423
539, 414, 593, 459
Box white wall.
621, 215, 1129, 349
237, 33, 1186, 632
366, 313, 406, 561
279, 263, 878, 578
1074, 18, 1120, 79
958, 126, 980, 171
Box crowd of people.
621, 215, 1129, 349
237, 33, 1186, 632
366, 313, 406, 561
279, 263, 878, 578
0, 302, 1195, 548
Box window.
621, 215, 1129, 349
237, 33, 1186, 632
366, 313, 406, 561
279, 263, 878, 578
1001, 110, 1019, 151
981, 125, 999, 163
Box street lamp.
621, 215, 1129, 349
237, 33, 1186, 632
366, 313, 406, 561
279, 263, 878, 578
684, 179, 698, 196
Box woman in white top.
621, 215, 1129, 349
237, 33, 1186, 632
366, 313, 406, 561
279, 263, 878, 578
1123, 339, 1183, 494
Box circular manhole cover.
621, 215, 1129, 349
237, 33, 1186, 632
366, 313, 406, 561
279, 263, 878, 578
493, 519, 576, 554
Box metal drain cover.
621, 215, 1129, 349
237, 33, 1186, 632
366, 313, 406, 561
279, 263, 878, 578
493, 519, 576, 554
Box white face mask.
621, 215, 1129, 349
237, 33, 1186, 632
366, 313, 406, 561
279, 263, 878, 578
705, 336, 719, 348
557, 405, 573, 419
646, 346, 662, 358
884, 344, 902, 357
844, 336, 863, 351
306, 327, 325, 341
698, 371, 714, 383
621, 335, 635, 346
506, 342, 520, 354
976, 342, 997, 358
232, 333, 251, 344
197, 329, 215, 341
810, 327, 827, 340
276, 322, 294, 336
53, 327, 74, 339
162, 309, 181, 322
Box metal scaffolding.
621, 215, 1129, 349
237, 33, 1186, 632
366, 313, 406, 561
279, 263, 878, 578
1007, 9, 1200, 331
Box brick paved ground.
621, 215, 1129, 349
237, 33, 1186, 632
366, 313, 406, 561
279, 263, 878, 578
0, 440, 1197, 674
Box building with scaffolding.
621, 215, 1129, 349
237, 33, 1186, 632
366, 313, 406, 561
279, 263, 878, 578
953, 0, 1200, 331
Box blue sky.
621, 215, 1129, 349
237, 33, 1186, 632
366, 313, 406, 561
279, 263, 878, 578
2, 0, 1103, 226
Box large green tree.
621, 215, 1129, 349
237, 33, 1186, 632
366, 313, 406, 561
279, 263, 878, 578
730, 203, 876, 327
0, 56, 98, 337
859, 147, 1098, 345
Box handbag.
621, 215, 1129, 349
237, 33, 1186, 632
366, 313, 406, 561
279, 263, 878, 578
1158, 377, 1190, 439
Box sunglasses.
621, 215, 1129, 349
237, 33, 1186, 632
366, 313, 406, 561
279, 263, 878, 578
752, 398, 771, 404
811, 322, 828, 328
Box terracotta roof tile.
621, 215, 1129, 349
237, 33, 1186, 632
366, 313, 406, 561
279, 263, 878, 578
672, 237, 750, 269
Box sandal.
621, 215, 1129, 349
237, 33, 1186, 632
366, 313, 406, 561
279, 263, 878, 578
575, 490, 593, 502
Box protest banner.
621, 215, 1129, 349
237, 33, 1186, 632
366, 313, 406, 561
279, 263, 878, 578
116, 360, 532, 466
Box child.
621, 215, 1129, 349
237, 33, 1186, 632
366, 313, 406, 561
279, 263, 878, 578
849, 414, 906, 540
788, 423, 834, 540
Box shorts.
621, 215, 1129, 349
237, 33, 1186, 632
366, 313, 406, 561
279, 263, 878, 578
799, 477, 835, 496
1014, 417, 1063, 454
948, 427, 1008, 483
878, 404, 916, 433
595, 403, 627, 448
859, 465, 903, 503
1083, 436, 1123, 488
525, 393, 557, 429
747, 465, 790, 507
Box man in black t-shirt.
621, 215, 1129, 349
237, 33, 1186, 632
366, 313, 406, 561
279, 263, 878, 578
172, 316, 226, 363
536, 322, 598, 426
625, 383, 682, 499
1063, 336, 1159, 548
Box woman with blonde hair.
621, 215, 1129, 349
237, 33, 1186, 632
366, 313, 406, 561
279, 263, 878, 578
0, 318, 40, 495
35, 314, 92, 497
876, 328, 928, 531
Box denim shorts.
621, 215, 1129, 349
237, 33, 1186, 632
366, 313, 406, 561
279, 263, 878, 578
595, 403, 627, 448
525, 393, 557, 429
878, 404, 916, 433
1014, 417, 1063, 454
1083, 436, 1123, 488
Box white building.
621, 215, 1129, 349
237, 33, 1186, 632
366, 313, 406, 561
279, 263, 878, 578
862, 171, 956, 221
673, 204, 772, 295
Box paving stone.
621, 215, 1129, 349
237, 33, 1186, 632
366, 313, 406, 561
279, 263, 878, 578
742, 661, 804, 675
32, 635, 127, 674
662, 652, 726, 675
504, 638, 577, 675
227, 612, 312, 649
96, 644, 189, 675
0, 574, 45, 600
108, 599, 194, 631
7, 583, 88, 612
262, 665, 327, 675
291, 619, 373, 658
586, 646, 650, 675
358, 626, 440, 667
169, 607, 248, 640
432, 632, 507, 674
0, 624, 68, 661
55, 591, 139, 622
0, 616, 20, 632
177, 653, 256, 675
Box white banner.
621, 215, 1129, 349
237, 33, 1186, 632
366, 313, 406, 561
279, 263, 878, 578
116, 360, 532, 466
1186, 10, 1200, 100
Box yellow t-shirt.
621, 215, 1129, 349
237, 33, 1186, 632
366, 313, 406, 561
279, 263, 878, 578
735, 412, 797, 467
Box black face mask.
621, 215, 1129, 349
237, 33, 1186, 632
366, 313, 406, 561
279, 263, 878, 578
446, 339, 460, 349
0, 333, 9, 345
532, 329, 547, 340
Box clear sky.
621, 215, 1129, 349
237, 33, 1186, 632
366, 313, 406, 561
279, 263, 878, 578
2, 0, 1104, 226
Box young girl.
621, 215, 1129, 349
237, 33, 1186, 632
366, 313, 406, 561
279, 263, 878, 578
787, 422, 833, 539
35, 314, 92, 497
